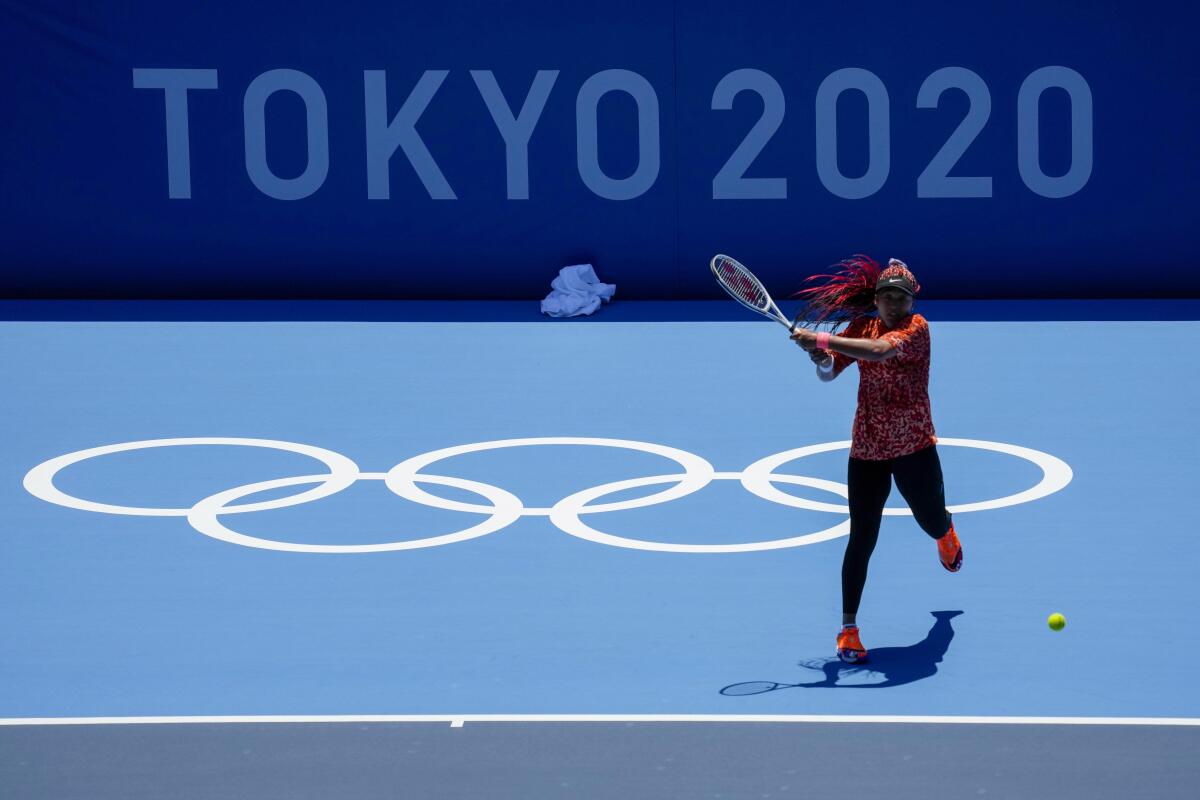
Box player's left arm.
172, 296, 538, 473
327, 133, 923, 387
821, 316, 927, 363
821, 335, 897, 362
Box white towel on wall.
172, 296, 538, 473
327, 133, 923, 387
540, 264, 616, 317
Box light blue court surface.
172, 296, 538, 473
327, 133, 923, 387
2, 308, 1198, 722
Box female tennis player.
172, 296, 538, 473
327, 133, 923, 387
789, 256, 962, 664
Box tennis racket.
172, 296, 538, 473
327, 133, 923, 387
710, 254, 797, 332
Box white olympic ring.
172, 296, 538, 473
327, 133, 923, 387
21, 438, 360, 516
550, 472, 851, 553
23, 436, 1073, 555
188, 472, 523, 554
384, 437, 715, 515
741, 438, 1074, 515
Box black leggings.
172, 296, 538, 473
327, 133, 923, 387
842, 445, 952, 616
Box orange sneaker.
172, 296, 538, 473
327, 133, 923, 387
836, 626, 868, 664
938, 524, 963, 572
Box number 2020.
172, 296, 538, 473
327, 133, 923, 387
713, 66, 1092, 200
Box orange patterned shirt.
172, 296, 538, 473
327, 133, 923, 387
831, 313, 937, 460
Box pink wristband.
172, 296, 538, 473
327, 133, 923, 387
815, 332, 831, 350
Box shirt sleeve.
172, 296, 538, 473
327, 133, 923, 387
830, 317, 869, 377
879, 314, 930, 362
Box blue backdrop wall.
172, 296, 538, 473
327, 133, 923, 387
1, 1, 1196, 299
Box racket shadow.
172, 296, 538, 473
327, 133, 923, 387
720, 610, 963, 695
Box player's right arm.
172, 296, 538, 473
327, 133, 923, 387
802, 317, 866, 382
810, 349, 838, 382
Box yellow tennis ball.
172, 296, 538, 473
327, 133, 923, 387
1047, 613, 1066, 631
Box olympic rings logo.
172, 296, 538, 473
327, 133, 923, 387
23, 437, 1073, 554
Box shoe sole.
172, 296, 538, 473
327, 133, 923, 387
837, 649, 867, 664
940, 551, 962, 572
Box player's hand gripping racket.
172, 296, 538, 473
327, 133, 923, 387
710, 254, 798, 332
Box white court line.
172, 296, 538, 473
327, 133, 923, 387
1, 714, 1198, 727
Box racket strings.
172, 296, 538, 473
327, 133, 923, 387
715, 259, 769, 310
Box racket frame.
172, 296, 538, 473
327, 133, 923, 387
709, 254, 798, 332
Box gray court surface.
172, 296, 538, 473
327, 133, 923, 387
2, 722, 1197, 799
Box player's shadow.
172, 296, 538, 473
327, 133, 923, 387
720, 610, 963, 694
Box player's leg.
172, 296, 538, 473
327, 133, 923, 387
839, 456, 891, 662
892, 445, 961, 571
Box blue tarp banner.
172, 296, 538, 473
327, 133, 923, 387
1, 1, 1196, 298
